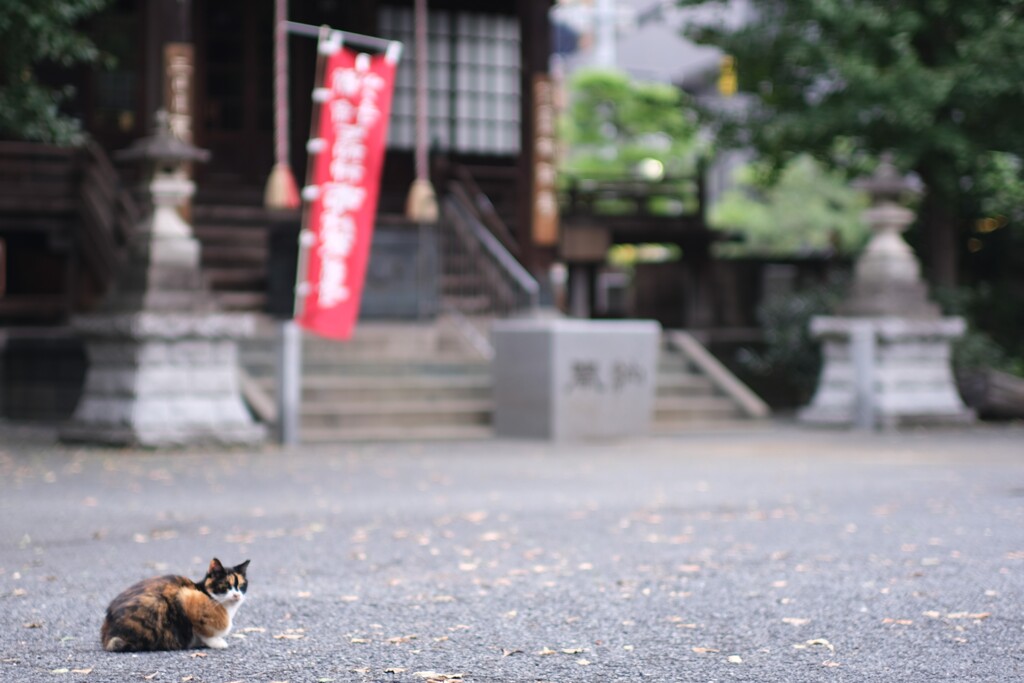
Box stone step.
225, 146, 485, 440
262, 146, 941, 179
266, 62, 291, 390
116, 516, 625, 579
205, 267, 266, 289
255, 373, 490, 402
654, 395, 742, 420
300, 423, 493, 443
301, 398, 492, 429
655, 372, 716, 394
201, 244, 267, 264
241, 354, 489, 377
192, 224, 268, 242
215, 291, 267, 310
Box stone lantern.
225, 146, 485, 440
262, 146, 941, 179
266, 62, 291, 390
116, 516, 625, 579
798, 154, 974, 428
60, 111, 266, 447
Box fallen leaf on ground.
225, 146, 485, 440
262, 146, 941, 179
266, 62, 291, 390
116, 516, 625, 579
413, 673, 463, 681
23, 622, 42, 629
692, 647, 719, 654
502, 649, 522, 657
727, 655, 743, 664
273, 633, 305, 640
190, 652, 207, 658
782, 618, 811, 626
71, 670, 92, 675
383, 668, 406, 674
805, 639, 835, 652
882, 618, 913, 625
537, 647, 557, 656
50, 669, 69, 675
561, 648, 585, 654
823, 660, 841, 667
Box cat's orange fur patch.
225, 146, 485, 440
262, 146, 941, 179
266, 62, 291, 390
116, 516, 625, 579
177, 587, 229, 637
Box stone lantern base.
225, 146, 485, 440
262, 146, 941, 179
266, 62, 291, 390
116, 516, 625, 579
60, 312, 266, 447
798, 316, 975, 429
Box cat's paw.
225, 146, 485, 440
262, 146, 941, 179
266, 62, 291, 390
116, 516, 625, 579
204, 636, 229, 650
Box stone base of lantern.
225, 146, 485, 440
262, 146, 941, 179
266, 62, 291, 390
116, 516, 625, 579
60, 312, 266, 448
798, 316, 975, 429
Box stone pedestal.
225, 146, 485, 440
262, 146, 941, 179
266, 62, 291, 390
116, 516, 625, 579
798, 317, 974, 428
61, 312, 265, 447
492, 318, 661, 440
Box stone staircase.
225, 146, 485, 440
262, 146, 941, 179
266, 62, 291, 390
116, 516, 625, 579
191, 203, 272, 312
240, 320, 494, 442
238, 319, 768, 443
653, 330, 771, 432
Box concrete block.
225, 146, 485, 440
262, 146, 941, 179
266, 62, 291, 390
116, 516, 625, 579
492, 318, 661, 440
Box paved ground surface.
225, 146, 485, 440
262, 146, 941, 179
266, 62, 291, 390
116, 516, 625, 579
1, 421, 1023, 683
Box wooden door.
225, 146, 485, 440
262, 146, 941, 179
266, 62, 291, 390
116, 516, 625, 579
194, 0, 274, 191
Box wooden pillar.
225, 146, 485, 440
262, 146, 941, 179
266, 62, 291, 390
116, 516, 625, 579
143, 0, 193, 132
518, 0, 555, 283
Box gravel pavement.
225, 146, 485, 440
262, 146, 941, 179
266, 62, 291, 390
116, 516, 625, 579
1, 421, 1023, 682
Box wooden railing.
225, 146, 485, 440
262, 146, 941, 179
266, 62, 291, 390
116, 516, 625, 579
0, 142, 78, 216
0, 140, 139, 319
78, 140, 139, 286
561, 173, 704, 220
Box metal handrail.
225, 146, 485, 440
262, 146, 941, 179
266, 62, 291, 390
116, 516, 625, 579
443, 194, 539, 313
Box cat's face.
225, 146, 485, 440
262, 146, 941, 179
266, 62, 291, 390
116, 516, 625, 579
203, 558, 249, 606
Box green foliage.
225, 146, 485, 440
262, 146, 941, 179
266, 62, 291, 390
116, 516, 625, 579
735, 277, 847, 405
677, 0, 1024, 286
0, 0, 112, 144
679, 0, 1024, 176
710, 155, 871, 256
933, 285, 1024, 376
560, 68, 704, 178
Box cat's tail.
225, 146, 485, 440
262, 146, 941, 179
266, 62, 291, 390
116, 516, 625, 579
103, 636, 128, 652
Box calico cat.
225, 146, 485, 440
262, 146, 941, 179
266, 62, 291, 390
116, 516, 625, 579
101, 558, 249, 652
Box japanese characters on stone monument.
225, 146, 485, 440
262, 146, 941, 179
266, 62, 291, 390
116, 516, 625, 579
799, 155, 974, 428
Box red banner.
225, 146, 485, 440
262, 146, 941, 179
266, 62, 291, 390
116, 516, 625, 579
296, 44, 397, 340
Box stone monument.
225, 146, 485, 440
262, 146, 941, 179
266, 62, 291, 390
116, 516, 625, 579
491, 318, 661, 440
60, 112, 266, 447
798, 155, 974, 428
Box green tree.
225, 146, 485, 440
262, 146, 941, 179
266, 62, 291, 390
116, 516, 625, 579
0, 0, 111, 144
560, 68, 703, 179
677, 0, 1024, 287
710, 154, 870, 256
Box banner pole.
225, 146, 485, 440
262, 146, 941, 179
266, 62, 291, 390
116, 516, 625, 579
277, 319, 302, 445
277, 27, 330, 446
284, 20, 393, 52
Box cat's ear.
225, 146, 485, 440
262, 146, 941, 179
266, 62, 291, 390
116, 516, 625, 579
233, 560, 250, 576
208, 558, 226, 576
